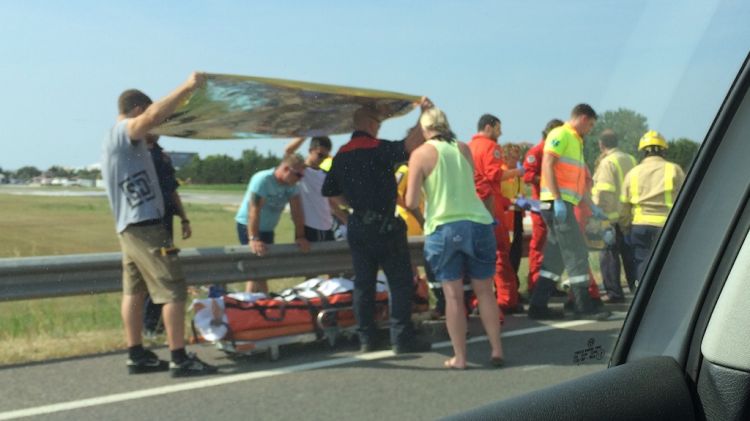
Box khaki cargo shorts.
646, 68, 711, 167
118, 223, 187, 304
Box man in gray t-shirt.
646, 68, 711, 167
103, 120, 164, 233
102, 72, 216, 378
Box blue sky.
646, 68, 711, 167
1, 0, 748, 171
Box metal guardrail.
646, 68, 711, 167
0, 232, 531, 302
0, 239, 425, 302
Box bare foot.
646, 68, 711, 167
444, 357, 467, 370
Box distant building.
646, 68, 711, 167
166, 152, 198, 170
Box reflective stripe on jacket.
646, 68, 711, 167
592, 148, 637, 221
621, 156, 685, 227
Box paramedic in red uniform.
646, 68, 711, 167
468, 114, 523, 314
322, 99, 433, 354
522, 119, 563, 294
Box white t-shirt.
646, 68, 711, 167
299, 167, 333, 231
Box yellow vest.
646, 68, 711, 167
540, 123, 587, 205
395, 164, 424, 236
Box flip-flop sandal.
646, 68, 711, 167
444, 359, 467, 370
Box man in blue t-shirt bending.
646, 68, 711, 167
235, 153, 310, 293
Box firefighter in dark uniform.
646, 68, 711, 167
322, 98, 433, 354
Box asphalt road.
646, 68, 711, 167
0, 303, 629, 421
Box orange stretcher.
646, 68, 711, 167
191, 277, 430, 360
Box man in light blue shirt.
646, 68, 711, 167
235, 153, 310, 293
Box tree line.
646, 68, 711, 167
583, 108, 698, 172
2, 108, 699, 184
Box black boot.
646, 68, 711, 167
528, 277, 564, 320
572, 285, 610, 321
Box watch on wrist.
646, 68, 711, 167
250, 235, 261, 241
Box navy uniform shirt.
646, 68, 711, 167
322, 131, 406, 219
149, 142, 179, 215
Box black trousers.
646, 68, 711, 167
599, 223, 638, 298
347, 217, 416, 347
630, 224, 662, 281
509, 210, 524, 276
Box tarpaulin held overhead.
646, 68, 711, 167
152, 73, 421, 139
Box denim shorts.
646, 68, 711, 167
424, 220, 497, 282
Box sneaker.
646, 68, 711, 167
527, 305, 565, 320
169, 353, 218, 378
127, 349, 169, 374
393, 337, 432, 354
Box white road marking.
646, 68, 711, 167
521, 365, 553, 371
0, 318, 615, 420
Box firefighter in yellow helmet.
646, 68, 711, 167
620, 130, 686, 282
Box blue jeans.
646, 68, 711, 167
424, 220, 496, 282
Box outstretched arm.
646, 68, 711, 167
404, 97, 434, 153
127, 72, 206, 141
284, 137, 306, 156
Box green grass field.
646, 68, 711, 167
179, 183, 246, 192
0, 192, 301, 365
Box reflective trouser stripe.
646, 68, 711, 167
539, 270, 562, 282
568, 274, 590, 285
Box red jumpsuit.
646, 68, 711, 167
522, 140, 546, 293
468, 134, 520, 311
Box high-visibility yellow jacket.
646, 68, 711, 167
540, 123, 588, 205
395, 164, 424, 236
592, 148, 637, 221
620, 156, 686, 228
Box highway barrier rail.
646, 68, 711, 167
0, 233, 531, 302
0, 239, 424, 302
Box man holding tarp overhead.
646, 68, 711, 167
322, 98, 433, 354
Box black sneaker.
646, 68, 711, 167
392, 337, 432, 354
527, 305, 565, 320
127, 349, 169, 374
170, 353, 218, 378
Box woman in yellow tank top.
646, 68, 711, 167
405, 107, 504, 369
